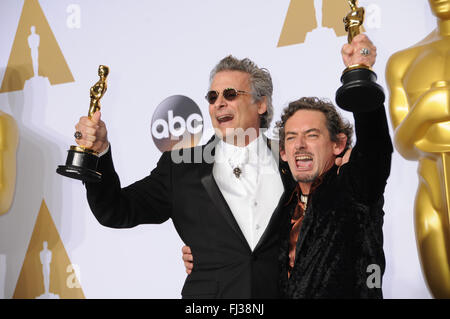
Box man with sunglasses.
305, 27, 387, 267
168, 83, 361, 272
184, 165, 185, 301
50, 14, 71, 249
75, 54, 293, 298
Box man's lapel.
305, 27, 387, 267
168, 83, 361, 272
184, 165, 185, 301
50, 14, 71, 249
254, 135, 295, 252
253, 188, 290, 252
198, 136, 251, 251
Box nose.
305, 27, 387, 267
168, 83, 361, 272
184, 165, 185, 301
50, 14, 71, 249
293, 135, 307, 150
213, 93, 227, 110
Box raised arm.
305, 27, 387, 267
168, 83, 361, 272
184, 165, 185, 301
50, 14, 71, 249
341, 34, 393, 202
75, 111, 172, 228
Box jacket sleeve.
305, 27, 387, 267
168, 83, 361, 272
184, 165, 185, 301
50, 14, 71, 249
85, 145, 173, 228
344, 105, 394, 203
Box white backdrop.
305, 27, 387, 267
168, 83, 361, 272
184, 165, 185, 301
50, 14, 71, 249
0, 0, 436, 298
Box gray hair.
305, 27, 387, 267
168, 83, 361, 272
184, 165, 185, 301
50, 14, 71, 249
209, 55, 273, 128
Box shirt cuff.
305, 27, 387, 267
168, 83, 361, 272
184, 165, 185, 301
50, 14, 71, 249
98, 143, 110, 157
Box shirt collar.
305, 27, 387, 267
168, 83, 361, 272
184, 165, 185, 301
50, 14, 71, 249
215, 133, 267, 163
285, 175, 324, 207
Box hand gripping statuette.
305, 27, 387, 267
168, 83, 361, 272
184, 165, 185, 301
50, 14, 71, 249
335, 0, 385, 112
56, 65, 109, 182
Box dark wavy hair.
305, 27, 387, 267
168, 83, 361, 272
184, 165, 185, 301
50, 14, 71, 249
276, 97, 353, 154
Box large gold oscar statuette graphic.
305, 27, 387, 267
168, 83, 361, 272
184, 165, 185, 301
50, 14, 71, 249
335, 0, 384, 112
56, 65, 109, 182
386, 0, 450, 298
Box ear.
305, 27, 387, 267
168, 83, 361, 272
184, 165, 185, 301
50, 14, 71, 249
257, 96, 268, 115
333, 133, 347, 156
280, 147, 287, 162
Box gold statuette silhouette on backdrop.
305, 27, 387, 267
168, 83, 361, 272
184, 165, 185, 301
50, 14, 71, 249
386, 0, 450, 298
56, 65, 109, 182
0, 112, 19, 215
335, 0, 385, 112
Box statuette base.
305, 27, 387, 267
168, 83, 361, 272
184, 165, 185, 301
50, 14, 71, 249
57, 147, 101, 182
336, 67, 385, 113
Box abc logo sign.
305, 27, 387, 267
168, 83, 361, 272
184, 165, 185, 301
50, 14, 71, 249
151, 95, 203, 152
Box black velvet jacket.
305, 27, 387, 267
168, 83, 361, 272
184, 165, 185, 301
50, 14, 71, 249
279, 105, 393, 299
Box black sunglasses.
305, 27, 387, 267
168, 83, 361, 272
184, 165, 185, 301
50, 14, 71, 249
205, 88, 251, 104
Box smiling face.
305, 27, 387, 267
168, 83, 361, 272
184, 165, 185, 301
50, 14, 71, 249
429, 0, 450, 19
280, 110, 346, 189
208, 70, 267, 145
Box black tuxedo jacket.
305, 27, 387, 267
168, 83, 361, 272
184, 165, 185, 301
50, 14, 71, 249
85, 136, 293, 298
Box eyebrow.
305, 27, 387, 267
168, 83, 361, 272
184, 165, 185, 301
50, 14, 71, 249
304, 128, 321, 134
285, 128, 321, 136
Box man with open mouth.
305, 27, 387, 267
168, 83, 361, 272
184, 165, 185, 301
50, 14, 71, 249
276, 34, 392, 298
276, 94, 392, 298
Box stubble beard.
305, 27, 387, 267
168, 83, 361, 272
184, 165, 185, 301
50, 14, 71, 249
294, 171, 319, 184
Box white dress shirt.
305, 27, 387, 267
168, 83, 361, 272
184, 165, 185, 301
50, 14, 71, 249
213, 135, 284, 251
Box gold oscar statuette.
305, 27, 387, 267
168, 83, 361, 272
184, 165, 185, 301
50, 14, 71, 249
335, 0, 385, 112
56, 65, 109, 182
386, 0, 450, 298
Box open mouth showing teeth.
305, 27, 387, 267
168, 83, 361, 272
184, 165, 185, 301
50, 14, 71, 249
217, 115, 234, 123
295, 155, 313, 169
